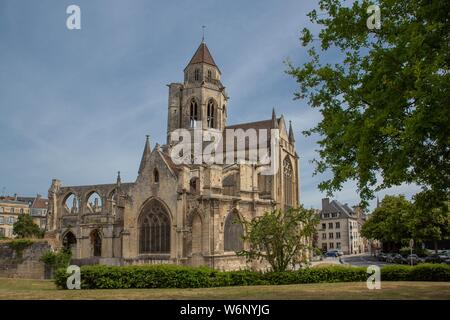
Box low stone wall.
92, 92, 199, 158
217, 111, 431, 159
0, 240, 52, 279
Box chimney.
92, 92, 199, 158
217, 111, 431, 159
321, 198, 329, 210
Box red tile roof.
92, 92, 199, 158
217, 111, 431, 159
186, 42, 218, 69
31, 197, 49, 209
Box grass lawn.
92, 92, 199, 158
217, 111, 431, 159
0, 278, 449, 300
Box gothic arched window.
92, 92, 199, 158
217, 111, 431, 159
87, 191, 102, 213
224, 211, 244, 252
207, 99, 215, 128
190, 100, 198, 128
283, 157, 294, 209
207, 69, 212, 80
139, 200, 171, 254
63, 193, 79, 214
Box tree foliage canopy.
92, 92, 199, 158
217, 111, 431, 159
13, 214, 43, 239
287, 0, 449, 204
361, 195, 413, 244
361, 194, 450, 249
237, 206, 319, 272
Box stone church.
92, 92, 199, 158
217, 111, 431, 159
46, 41, 300, 270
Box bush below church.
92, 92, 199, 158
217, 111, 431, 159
54, 263, 450, 289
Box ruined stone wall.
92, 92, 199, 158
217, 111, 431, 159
0, 240, 51, 279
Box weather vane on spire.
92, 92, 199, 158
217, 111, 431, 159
202, 25, 206, 42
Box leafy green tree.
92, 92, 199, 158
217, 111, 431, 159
361, 195, 412, 250
237, 206, 319, 272
287, 0, 449, 204
409, 191, 450, 253
13, 214, 44, 238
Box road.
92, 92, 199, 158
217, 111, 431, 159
341, 254, 390, 267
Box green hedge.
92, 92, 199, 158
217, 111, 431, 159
381, 264, 450, 281
54, 263, 450, 290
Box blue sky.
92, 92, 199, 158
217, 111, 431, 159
0, 0, 420, 210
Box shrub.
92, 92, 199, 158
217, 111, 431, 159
381, 263, 450, 281
54, 263, 450, 290
409, 264, 450, 281
40, 249, 72, 270
380, 265, 412, 281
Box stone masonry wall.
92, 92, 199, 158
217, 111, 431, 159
0, 240, 51, 279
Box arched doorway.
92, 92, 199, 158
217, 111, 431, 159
138, 199, 171, 254
90, 229, 102, 257
62, 231, 77, 251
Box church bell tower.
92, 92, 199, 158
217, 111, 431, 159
167, 41, 228, 144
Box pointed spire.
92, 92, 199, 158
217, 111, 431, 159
138, 135, 151, 175
288, 120, 295, 144
185, 42, 218, 70
376, 196, 380, 208
271, 108, 278, 129
116, 171, 121, 187
279, 114, 285, 129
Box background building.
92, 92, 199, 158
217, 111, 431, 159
316, 198, 368, 255
0, 194, 48, 238
0, 198, 30, 238
30, 195, 49, 230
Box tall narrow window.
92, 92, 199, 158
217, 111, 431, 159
90, 229, 102, 257
194, 69, 200, 81
283, 157, 294, 209
190, 177, 199, 194
153, 168, 159, 183
207, 70, 212, 80
207, 100, 215, 128
190, 100, 198, 128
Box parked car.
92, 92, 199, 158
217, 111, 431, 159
392, 254, 407, 264
438, 251, 450, 260
328, 249, 344, 256
405, 254, 424, 265
376, 252, 388, 261
424, 254, 443, 264
385, 253, 396, 263
325, 251, 339, 258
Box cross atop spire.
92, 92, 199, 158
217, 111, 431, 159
202, 25, 206, 43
